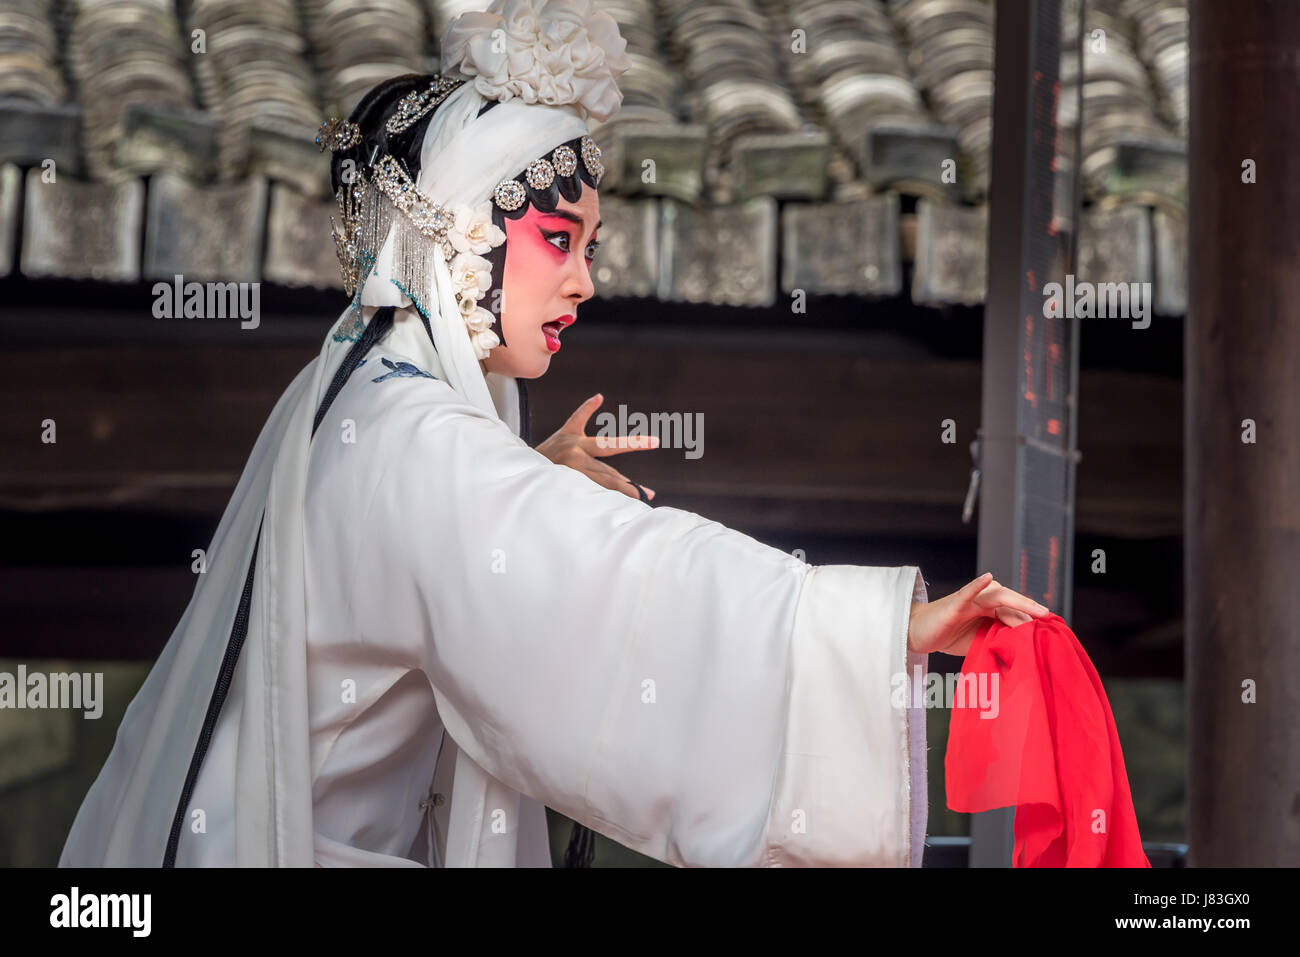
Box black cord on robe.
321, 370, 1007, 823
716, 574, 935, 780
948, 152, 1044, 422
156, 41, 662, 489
166, 308, 399, 866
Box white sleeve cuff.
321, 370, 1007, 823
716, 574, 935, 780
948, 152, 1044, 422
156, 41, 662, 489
765, 564, 928, 866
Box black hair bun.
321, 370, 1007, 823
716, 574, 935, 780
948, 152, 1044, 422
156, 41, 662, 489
329, 73, 437, 197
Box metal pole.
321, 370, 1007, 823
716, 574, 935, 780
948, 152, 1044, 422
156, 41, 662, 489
973, 0, 1076, 866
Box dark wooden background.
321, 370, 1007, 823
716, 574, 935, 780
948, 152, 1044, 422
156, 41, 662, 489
0, 279, 1184, 679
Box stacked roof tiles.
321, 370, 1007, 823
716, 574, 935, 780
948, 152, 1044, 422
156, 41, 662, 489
0, 0, 1188, 312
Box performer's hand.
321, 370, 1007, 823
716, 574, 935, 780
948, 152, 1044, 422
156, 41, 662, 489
907, 573, 1050, 656
535, 393, 659, 500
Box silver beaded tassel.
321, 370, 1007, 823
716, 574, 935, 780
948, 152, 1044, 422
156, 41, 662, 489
386, 201, 440, 317
352, 176, 393, 299
335, 171, 448, 319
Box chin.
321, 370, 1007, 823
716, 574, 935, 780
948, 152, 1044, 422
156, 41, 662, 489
521, 354, 553, 379
488, 352, 551, 380
484, 343, 553, 379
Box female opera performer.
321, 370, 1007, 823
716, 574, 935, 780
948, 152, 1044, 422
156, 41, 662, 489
59, 0, 1047, 869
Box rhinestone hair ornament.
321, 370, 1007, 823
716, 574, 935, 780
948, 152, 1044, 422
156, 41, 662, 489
324, 0, 627, 375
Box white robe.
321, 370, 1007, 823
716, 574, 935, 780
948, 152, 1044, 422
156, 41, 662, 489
62, 323, 931, 868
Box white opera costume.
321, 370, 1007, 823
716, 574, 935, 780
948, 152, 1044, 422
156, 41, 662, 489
59, 0, 930, 868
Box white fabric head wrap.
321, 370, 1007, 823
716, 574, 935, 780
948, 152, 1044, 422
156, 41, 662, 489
355, 85, 589, 428
345, 0, 628, 429
58, 0, 627, 867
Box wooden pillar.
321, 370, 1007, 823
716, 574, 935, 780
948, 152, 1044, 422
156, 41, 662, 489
1187, 0, 1300, 866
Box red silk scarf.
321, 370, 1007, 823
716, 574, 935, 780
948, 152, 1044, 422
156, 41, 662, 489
944, 612, 1150, 867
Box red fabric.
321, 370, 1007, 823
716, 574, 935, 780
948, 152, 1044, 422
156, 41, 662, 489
944, 612, 1150, 867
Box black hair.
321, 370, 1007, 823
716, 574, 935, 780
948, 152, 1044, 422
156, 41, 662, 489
326, 75, 600, 865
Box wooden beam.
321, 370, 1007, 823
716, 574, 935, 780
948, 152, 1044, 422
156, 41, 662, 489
0, 329, 1180, 539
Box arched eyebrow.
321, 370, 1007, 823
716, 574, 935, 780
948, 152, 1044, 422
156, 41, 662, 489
538, 210, 602, 233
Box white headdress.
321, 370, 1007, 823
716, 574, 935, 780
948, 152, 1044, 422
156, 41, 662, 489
322, 0, 627, 424
58, 0, 628, 867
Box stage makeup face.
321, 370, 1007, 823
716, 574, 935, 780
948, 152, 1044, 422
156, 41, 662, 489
482, 187, 601, 379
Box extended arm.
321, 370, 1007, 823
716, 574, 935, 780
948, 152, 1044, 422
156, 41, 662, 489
354, 387, 928, 866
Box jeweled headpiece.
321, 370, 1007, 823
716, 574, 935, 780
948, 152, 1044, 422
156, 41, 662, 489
323, 0, 628, 359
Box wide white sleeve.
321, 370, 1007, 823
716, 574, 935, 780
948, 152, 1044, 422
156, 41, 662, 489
353, 388, 929, 867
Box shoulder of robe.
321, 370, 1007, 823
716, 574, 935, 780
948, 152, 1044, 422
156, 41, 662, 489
339, 349, 523, 451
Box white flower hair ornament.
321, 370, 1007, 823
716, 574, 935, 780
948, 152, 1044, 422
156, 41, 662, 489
447, 232, 502, 358
448, 202, 506, 256
440, 0, 630, 125
446, 204, 506, 358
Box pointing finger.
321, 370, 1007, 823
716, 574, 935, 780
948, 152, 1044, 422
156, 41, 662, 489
586, 433, 660, 456
560, 393, 603, 435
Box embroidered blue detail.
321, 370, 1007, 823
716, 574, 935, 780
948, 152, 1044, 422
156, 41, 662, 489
332, 301, 366, 343
389, 278, 432, 320
371, 356, 436, 383
332, 250, 379, 343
